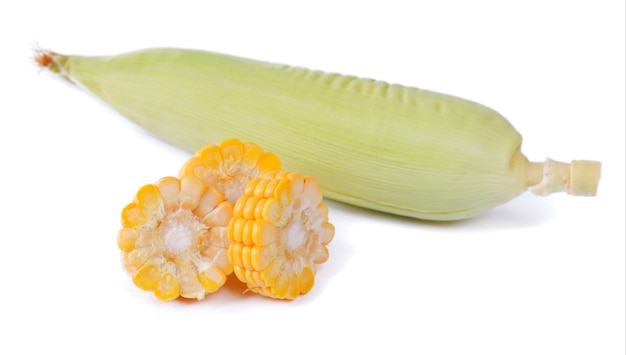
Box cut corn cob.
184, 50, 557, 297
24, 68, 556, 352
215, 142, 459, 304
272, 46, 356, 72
179, 138, 281, 204
37, 48, 602, 220
228, 171, 334, 299
118, 176, 233, 300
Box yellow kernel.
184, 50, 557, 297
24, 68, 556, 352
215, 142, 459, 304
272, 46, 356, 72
242, 220, 254, 246
121, 203, 146, 228
243, 195, 260, 220
179, 158, 210, 182
257, 152, 281, 172
228, 218, 245, 243
136, 184, 162, 212
299, 266, 315, 294
312, 245, 330, 264
243, 177, 260, 196
207, 223, 229, 248
288, 173, 304, 195
201, 200, 233, 227
177, 262, 205, 299
253, 198, 267, 219
263, 179, 281, 198
252, 178, 270, 198
242, 269, 255, 287
241, 245, 253, 271
122, 248, 154, 273
233, 265, 246, 283
154, 272, 180, 301
117, 227, 138, 252
273, 272, 289, 299
180, 176, 205, 210
303, 177, 323, 206
156, 176, 181, 211
286, 273, 301, 299
230, 243, 244, 267
198, 267, 226, 293
199, 145, 223, 170
251, 270, 265, 288
261, 198, 283, 225
252, 220, 275, 247
260, 260, 282, 288
320, 222, 335, 245
251, 245, 272, 272
274, 179, 292, 205
220, 138, 244, 163
193, 186, 223, 219
242, 142, 263, 166
133, 264, 160, 291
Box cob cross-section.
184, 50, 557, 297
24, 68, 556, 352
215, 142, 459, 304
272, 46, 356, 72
179, 138, 281, 205
118, 176, 233, 300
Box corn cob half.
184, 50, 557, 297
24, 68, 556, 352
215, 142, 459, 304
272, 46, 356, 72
228, 171, 334, 299
37, 48, 601, 220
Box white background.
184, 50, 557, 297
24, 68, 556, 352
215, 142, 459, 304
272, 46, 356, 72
1, 1, 624, 354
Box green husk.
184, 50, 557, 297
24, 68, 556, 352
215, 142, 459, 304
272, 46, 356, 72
36, 48, 601, 220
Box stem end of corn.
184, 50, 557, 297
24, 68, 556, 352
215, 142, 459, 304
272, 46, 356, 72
528, 159, 602, 197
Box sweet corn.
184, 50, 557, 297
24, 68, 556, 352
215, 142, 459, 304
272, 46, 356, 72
118, 176, 233, 300
37, 48, 601, 220
228, 171, 334, 299
179, 138, 281, 204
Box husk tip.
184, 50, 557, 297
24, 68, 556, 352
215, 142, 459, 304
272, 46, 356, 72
32, 43, 54, 67
31, 43, 68, 78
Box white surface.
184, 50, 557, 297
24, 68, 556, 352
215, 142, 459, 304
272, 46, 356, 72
1, 1, 624, 354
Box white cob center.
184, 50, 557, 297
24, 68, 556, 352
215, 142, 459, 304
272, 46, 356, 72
159, 210, 204, 259
286, 221, 306, 254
